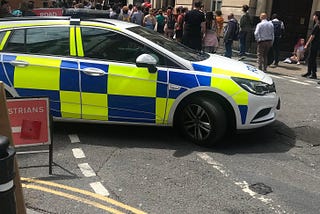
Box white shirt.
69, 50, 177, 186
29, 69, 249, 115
254, 19, 274, 42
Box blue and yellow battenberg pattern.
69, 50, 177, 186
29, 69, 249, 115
0, 20, 254, 126
1, 53, 250, 125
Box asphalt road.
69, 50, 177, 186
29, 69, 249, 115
19, 59, 320, 214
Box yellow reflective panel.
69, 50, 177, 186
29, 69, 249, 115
60, 91, 81, 118
156, 98, 166, 124
0, 31, 11, 50
232, 90, 249, 105
211, 78, 249, 105
69, 27, 76, 56
82, 93, 108, 121
14, 56, 60, 90
0, 21, 70, 29
213, 68, 260, 81
164, 98, 175, 123
108, 65, 157, 97
211, 78, 241, 96
76, 26, 84, 57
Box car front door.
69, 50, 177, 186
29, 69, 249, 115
78, 26, 171, 124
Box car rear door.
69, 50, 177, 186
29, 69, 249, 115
1, 25, 81, 119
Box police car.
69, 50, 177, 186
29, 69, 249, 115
0, 17, 280, 146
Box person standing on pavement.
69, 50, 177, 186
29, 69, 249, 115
270, 13, 285, 66
239, 4, 252, 58
175, 7, 185, 42
143, 8, 156, 30
302, 11, 320, 79
164, 7, 176, 39
254, 13, 274, 71
131, 6, 144, 26
155, 9, 165, 34
215, 10, 224, 40
223, 13, 238, 58
182, 1, 206, 51
202, 11, 219, 53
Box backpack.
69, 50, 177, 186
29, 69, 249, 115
272, 20, 283, 38
233, 21, 240, 41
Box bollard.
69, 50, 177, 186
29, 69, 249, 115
0, 135, 16, 214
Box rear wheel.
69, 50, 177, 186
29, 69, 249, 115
175, 97, 227, 146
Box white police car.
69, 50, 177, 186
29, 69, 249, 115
0, 17, 280, 146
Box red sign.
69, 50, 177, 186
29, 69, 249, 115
32, 8, 63, 16
7, 98, 50, 147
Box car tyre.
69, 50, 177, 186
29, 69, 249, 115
176, 97, 227, 146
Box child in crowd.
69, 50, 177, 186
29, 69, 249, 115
202, 11, 219, 53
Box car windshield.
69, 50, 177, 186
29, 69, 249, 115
128, 26, 210, 62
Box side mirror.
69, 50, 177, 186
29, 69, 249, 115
136, 54, 158, 73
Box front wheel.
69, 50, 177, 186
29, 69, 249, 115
175, 97, 227, 146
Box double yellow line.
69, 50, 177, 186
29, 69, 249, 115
21, 177, 147, 214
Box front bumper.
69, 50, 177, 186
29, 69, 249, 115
238, 93, 280, 130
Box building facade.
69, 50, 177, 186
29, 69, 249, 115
7, 0, 320, 51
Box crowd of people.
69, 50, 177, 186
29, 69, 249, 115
1, 0, 320, 84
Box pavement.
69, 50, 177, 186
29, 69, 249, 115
27, 208, 41, 214
215, 47, 309, 78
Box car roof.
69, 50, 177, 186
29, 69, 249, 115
0, 16, 138, 29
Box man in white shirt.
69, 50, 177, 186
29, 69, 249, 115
254, 13, 274, 71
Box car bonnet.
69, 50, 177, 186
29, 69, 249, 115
191, 54, 273, 84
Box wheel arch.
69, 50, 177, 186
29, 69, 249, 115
170, 88, 237, 132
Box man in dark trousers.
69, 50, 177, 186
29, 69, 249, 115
224, 13, 238, 58
182, 1, 205, 51
302, 11, 320, 79
254, 13, 274, 72
270, 13, 285, 66
239, 5, 252, 57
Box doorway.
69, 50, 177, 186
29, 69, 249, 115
271, 0, 313, 52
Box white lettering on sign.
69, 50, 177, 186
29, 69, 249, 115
40, 12, 58, 16
8, 106, 45, 115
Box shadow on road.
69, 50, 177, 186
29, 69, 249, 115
53, 119, 296, 157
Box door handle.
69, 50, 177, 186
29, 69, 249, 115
82, 67, 107, 76
10, 60, 29, 67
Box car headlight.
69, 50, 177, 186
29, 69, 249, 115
231, 77, 276, 96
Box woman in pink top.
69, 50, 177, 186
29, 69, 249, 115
203, 11, 219, 53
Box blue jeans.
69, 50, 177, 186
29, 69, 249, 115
224, 40, 233, 58
239, 31, 247, 56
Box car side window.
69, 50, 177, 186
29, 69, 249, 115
81, 27, 180, 68
0, 31, 6, 44
4, 27, 70, 56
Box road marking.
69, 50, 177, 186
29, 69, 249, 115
21, 177, 147, 214
305, 80, 317, 84
289, 80, 310, 85
269, 75, 284, 79
90, 182, 110, 196
197, 152, 287, 214
72, 148, 86, 159
78, 163, 96, 177
68, 134, 80, 143
22, 183, 125, 214
283, 76, 297, 80
317, 86, 320, 89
